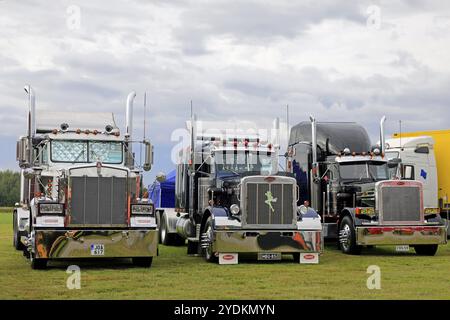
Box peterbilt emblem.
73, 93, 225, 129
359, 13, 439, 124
264, 191, 277, 213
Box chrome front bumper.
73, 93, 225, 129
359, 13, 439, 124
33, 229, 158, 259
356, 225, 447, 246
212, 229, 322, 254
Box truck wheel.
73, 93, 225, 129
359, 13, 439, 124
160, 216, 185, 246
339, 216, 361, 255
30, 256, 47, 270
132, 257, 153, 267
414, 245, 438, 256
202, 217, 217, 263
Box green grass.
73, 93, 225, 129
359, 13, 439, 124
1, 207, 449, 300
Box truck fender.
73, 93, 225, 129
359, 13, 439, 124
15, 207, 30, 232
340, 208, 363, 227
200, 206, 228, 233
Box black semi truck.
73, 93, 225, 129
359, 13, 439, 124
286, 116, 447, 255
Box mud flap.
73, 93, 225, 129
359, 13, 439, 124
300, 252, 319, 264
218, 253, 238, 265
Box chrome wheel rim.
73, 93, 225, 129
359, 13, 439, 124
340, 224, 351, 251
204, 225, 213, 259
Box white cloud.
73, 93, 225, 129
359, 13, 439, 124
0, 0, 449, 180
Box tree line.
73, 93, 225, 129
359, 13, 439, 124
0, 170, 20, 207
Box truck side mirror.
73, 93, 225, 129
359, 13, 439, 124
143, 140, 153, 171
16, 137, 30, 168
387, 158, 401, 168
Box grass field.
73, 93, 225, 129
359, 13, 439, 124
1, 208, 449, 300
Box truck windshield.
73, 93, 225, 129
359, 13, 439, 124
339, 161, 388, 182
215, 151, 276, 175
51, 140, 123, 164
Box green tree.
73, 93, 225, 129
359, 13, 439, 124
0, 170, 20, 207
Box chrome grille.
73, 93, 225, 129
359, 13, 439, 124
243, 178, 296, 228
69, 176, 127, 226
380, 186, 422, 223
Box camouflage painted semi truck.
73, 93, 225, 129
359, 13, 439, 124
13, 87, 157, 269
156, 117, 322, 264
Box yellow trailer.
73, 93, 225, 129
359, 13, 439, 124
393, 130, 450, 211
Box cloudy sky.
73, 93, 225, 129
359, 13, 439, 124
1, 0, 450, 183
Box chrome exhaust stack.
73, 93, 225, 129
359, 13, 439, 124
273, 117, 280, 146
379, 116, 386, 155
24, 85, 35, 165
126, 91, 136, 142
309, 115, 318, 165
125, 91, 136, 168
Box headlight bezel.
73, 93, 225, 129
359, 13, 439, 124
230, 204, 240, 215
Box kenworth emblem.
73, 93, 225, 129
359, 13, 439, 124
265, 191, 277, 213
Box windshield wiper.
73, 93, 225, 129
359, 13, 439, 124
368, 170, 377, 181
73, 150, 86, 162
222, 168, 240, 176
342, 178, 372, 184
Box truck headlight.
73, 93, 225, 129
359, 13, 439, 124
355, 207, 375, 215
38, 203, 64, 215
131, 204, 154, 215
230, 204, 240, 215
424, 207, 440, 215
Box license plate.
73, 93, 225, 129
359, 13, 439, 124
258, 253, 281, 261
90, 244, 104, 256
395, 245, 410, 252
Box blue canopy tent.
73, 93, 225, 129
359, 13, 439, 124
149, 169, 176, 208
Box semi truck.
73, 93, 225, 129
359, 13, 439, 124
385, 130, 450, 236
13, 86, 157, 269
155, 117, 323, 264
286, 115, 447, 255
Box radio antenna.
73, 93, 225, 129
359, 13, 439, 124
140, 92, 147, 168
144, 92, 147, 140
399, 120, 402, 149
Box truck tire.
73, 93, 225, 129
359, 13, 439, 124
132, 257, 153, 267
30, 256, 48, 270
13, 211, 24, 251
160, 215, 185, 246
160, 216, 170, 245
202, 217, 217, 263
339, 216, 362, 255
414, 245, 438, 256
